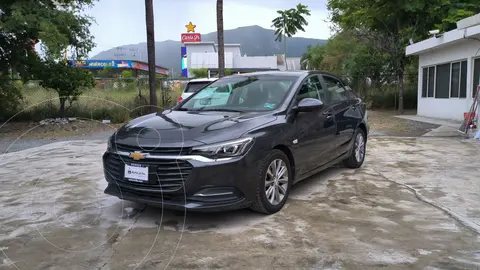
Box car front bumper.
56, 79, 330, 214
102, 150, 261, 212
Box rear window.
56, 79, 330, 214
184, 81, 211, 93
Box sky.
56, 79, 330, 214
85, 0, 333, 57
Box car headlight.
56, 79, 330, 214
191, 137, 254, 158
107, 136, 113, 151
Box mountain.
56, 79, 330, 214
91, 25, 327, 75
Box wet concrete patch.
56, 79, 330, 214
0, 138, 480, 269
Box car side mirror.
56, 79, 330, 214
293, 98, 324, 112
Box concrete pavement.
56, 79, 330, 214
0, 137, 479, 269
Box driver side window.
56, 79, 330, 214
296, 75, 323, 102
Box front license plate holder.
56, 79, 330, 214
124, 163, 149, 183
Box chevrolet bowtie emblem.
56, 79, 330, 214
129, 151, 146, 160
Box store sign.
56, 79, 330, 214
73, 60, 133, 68
181, 21, 201, 43
181, 33, 201, 43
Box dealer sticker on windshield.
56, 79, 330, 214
124, 164, 149, 183
264, 103, 276, 109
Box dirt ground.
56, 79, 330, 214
1, 137, 479, 269
0, 121, 123, 140
367, 110, 440, 136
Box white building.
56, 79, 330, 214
406, 13, 480, 121
184, 42, 300, 77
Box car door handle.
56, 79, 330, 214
323, 110, 333, 119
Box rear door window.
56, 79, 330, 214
184, 81, 211, 93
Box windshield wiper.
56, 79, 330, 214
176, 108, 190, 111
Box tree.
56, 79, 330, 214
216, 0, 225, 78
37, 60, 95, 117
327, 0, 480, 114
98, 66, 115, 78
302, 30, 388, 98
145, 0, 157, 112
301, 44, 325, 70
272, 4, 311, 58
0, 0, 96, 118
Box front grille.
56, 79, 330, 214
113, 143, 191, 155
104, 153, 193, 192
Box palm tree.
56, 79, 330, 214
216, 0, 225, 78
272, 4, 311, 59
145, 0, 157, 112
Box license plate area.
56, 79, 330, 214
124, 163, 149, 183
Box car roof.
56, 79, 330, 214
226, 70, 341, 78
229, 71, 307, 77
224, 70, 348, 86
188, 78, 218, 83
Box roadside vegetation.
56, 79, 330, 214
7, 80, 182, 123
301, 0, 480, 113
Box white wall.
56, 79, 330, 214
224, 46, 242, 58
190, 52, 233, 69
286, 57, 302, 70
417, 39, 478, 121
185, 44, 216, 72
233, 56, 277, 69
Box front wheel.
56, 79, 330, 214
343, 128, 366, 168
250, 149, 292, 214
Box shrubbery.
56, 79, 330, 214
368, 84, 417, 110
2, 80, 183, 124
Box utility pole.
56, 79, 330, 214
216, 0, 225, 78
145, 0, 157, 112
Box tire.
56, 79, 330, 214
343, 128, 366, 169
250, 149, 292, 214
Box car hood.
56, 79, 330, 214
113, 110, 277, 148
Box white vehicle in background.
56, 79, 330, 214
177, 78, 218, 103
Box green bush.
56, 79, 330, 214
190, 68, 209, 78
0, 78, 23, 122
368, 83, 417, 110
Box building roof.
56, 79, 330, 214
184, 42, 216, 46
215, 44, 241, 47
132, 60, 169, 70
406, 13, 480, 56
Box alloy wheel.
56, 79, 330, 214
264, 159, 289, 205
354, 132, 365, 163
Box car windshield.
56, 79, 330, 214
178, 75, 298, 112
184, 81, 212, 93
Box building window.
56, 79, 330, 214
428, 66, 435, 97
474, 58, 480, 97
460, 61, 467, 98
435, 63, 450, 98
421, 60, 467, 99
450, 62, 460, 98
450, 60, 467, 98
422, 68, 428, 97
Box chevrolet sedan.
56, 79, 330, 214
103, 71, 368, 214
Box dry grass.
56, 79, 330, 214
12, 85, 183, 123
1, 84, 183, 139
